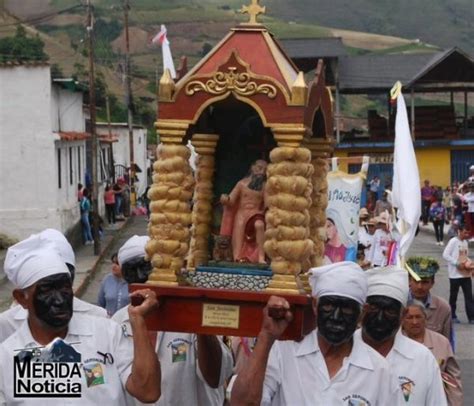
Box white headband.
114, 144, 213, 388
366, 266, 409, 306
308, 261, 368, 305
118, 235, 150, 266
4, 235, 70, 289
39, 228, 75, 268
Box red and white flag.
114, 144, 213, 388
152, 24, 176, 79
151, 24, 168, 45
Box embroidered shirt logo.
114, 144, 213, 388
167, 338, 191, 363
83, 362, 105, 387
171, 342, 187, 362
342, 394, 370, 406
399, 376, 415, 402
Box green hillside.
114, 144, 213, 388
270, 0, 474, 54
3, 0, 471, 139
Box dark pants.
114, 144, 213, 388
422, 199, 431, 224
449, 277, 474, 321
466, 212, 474, 237
432, 220, 444, 242
106, 204, 115, 224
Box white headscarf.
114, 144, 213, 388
118, 235, 150, 266
326, 207, 353, 248
366, 266, 409, 306
308, 261, 368, 305
39, 228, 76, 268
4, 235, 69, 289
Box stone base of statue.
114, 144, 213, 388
130, 282, 315, 340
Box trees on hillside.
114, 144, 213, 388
0, 26, 49, 63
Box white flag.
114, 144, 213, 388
391, 83, 421, 258
152, 24, 176, 79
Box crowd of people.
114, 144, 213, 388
0, 222, 468, 405
357, 206, 396, 269
77, 178, 135, 245
421, 176, 474, 246
0, 167, 472, 404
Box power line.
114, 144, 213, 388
0, 4, 84, 30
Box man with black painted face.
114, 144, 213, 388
231, 261, 397, 406
0, 228, 107, 343
0, 235, 161, 405
358, 266, 447, 406
112, 235, 233, 406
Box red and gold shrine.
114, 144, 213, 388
132, 0, 334, 340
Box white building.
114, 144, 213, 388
51, 78, 89, 234
96, 122, 149, 197
0, 63, 89, 240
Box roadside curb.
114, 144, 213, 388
74, 219, 130, 298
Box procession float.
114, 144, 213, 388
132, 0, 334, 339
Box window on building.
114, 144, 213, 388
69, 147, 73, 185
57, 148, 62, 189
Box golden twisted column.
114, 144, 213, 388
145, 120, 194, 286
306, 139, 333, 268
264, 130, 314, 293
298, 138, 334, 293
186, 133, 219, 269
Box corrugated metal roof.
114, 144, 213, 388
52, 78, 87, 93
99, 134, 119, 143
278, 37, 347, 59
338, 48, 474, 92
56, 131, 90, 141
0, 60, 49, 67
407, 47, 474, 86
96, 122, 145, 129
338, 53, 432, 91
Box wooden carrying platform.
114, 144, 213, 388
129, 284, 316, 340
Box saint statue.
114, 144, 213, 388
219, 160, 267, 263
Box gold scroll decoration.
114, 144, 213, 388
185, 68, 277, 99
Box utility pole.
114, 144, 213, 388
106, 95, 115, 182
123, 0, 136, 207
87, 0, 101, 255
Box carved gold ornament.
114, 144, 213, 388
240, 0, 266, 25
185, 67, 277, 99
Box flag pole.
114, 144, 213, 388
399, 219, 421, 281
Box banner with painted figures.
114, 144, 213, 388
324, 157, 369, 264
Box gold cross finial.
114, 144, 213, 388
240, 0, 266, 25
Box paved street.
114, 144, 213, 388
80, 215, 149, 305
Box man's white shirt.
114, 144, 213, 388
355, 329, 447, 406
112, 306, 233, 406
0, 314, 132, 405
442, 236, 469, 279
368, 229, 392, 266
261, 329, 398, 406
0, 298, 107, 343
463, 192, 474, 213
